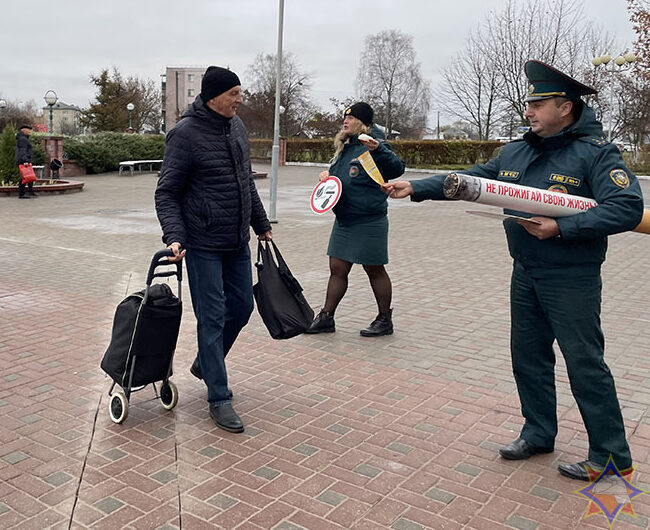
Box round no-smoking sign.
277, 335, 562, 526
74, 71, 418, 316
310, 176, 342, 214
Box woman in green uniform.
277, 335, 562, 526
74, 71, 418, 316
306, 102, 405, 336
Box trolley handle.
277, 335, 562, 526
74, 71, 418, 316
146, 249, 183, 285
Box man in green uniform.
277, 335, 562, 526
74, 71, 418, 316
385, 60, 643, 480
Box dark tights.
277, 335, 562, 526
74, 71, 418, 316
322, 257, 392, 314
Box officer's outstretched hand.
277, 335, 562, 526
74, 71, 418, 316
383, 181, 413, 199
518, 217, 560, 240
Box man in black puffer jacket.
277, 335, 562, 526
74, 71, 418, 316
155, 66, 272, 433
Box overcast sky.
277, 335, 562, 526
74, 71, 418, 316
1, 0, 637, 125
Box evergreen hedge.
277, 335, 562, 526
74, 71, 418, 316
64, 132, 165, 174
251, 138, 504, 168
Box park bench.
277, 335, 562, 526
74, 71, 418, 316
118, 160, 163, 176
33, 165, 45, 179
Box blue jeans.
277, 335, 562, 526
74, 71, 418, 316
185, 246, 254, 404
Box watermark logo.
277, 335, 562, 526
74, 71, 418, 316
575, 456, 647, 527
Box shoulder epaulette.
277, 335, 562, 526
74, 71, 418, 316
577, 136, 609, 148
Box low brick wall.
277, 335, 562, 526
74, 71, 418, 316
61, 159, 87, 178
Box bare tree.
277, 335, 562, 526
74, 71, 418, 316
623, 0, 650, 148
305, 98, 356, 138
357, 30, 431, 138
126, 77, 163, 134
482, 0, 585, 122
628, 0, 650, 72
438, 30, 503, 140
439, 0, 621, 137
0, 99, 39, 132
242, 52, 313, 137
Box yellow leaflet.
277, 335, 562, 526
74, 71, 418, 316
358, 150, 384, 185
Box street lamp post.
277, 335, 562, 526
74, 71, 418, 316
126, 102, 135, 130
0, 98, 6, 126
43, 90, 58, 134
269, 0, 284, 223
592, 53, 636, 142
0, 99, 6, 130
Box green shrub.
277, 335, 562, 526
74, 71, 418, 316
63, 132, 165, 174
286, 139, 334, 164
391, 140, 503, 168
30, 133, 48, 166
250, 139, 273, 159
626, 146, 650, 175
0, 125, 19, 184
280, 138, 503, 168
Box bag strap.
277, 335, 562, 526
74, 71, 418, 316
256, 241, 264, 264
269, 240, 290, 271
256, 240, 276, 269
269, 240, 304, 294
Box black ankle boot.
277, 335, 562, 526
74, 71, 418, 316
360, 309, 393, 337
305, 310, 335, 334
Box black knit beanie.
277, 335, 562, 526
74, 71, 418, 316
344, 102, 374, 126
200, 66, 241, 102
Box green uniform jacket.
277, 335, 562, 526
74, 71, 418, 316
330, 125, 405, 225
411, 104, 644, 267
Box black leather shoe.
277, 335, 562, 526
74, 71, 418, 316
558, 460, 604, 481
499, 438, 554, 460
209, 403, 244, 433
190, 357, 203, 380
360, 309, 393, 337
18, 195, 30, 199
304, 310, 335, 334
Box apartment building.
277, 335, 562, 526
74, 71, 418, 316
40, 101, 83, 135
161, 66, 205, 132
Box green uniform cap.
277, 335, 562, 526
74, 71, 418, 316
525, 60, 597, 102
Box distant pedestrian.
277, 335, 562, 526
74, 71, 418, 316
15, 125, 37, 199
155, 66, 272, 433
385, 61, 643, 481
305, 102, 405, 337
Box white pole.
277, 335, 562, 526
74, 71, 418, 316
269, 0, 284, 223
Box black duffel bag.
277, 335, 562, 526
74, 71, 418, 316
101, 283, 182, 387
253, 240, 314, 339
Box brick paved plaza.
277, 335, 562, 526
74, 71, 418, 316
1, 164, 649, 529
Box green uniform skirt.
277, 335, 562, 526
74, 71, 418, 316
327, 216, 388, 265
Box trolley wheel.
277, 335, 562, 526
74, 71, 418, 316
109, 392, 129, 424
160, 381, 178, 410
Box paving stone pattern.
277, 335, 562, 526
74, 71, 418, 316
1, 165, 649, 529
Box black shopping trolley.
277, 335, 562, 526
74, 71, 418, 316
101, 249, 183, 424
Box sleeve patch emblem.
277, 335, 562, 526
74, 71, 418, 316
547, 184, 568, 193
349, 165, 360, 177
609, 169, 630, 189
